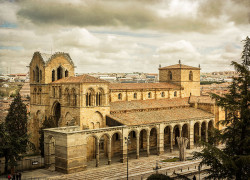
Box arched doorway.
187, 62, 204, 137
182, 124, 189, 138
53, 102, 61, 127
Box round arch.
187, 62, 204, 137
51, 101, 61, 127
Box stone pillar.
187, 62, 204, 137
158, 124, 164, 155
205, 122, 208, 142
108, 137, 112, 165
136, 134, 140, 159
147, 133, 150, 156
170, 128, 173, 153
189, 121, 194, 149
121, 130, 128, 163
179, 125, 182, 137
96, 138, 100, 167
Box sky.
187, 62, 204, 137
0, 0, 249, 74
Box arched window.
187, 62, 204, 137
40, 70, 42, 82
161, 92, 165, 97
39, 88, 42, 104
174, 91, 177, 97
96, 88, 104, 106
57, 66, 63, 80
65, 70, 68, 77
118, 93, 122, 100
86, 88, 95, 106
148, 92, 152, 98
52, 70, 55, 82
189, 71, 193, 81
35, 66, 39, 83
33, 88, 37, 104
134, 93, 137, 99
168, 71, 172, 80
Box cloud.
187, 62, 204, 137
16, 0, 229, 33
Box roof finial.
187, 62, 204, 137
159, 64, 161, 68
179, 59, 181, 64
199, 64, 201, 68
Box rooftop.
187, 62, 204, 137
108, 107, 214, 126
109, 82, 181, 90
51, 74, 109, 84
110, 98, 190, 112
159, 64, 200, 70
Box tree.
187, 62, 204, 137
194, 37, 250, 179
0, 93, 34, 173
39, 116, 56, 157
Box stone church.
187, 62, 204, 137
28, 51, 224, 173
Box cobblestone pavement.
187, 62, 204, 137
0, 146, 207, 180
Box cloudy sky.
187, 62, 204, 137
0, 0, 249, 74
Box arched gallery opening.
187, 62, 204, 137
149, 128, 157, 155
208, 120, 214, 143
194, 122, 200, 145
127, 130, 137, 159
201, 121, 207, 142
111, 132, 122, 163
173, 125, 181, 148
139, 129, 148, 157
164, 126, 171, 152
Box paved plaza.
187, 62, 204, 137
0, 146, 210, 180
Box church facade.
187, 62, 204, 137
28, 51, 224, 173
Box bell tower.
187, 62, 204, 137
158, 61, 200, 97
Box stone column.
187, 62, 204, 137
158, 124, 164, 155
108, 137, 112, 165
170, 128, 173, 153
96, 138, 99, 167
189, 122, 194, 149
136, 134, 140, 159
179, 125, 182, 137
205, 122, 208, 142
147, 133, 150, 156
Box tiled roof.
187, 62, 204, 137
110, 98, 190, 112
109, 82, 181, 90
189, 96, 215, 104
159, 64, 200, 70
108, 107, 214, 126
51, 74, 109, 84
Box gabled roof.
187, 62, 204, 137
159, 64, 200, 70
30, 51, 74, 67
109, 82, 181, 90
51, 74, 109, 84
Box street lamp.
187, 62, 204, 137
124, 136, 131, 180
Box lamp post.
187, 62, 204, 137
124, 136, 130, 180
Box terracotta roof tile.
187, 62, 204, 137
109, 82, 181, 90
110, 98, 190, 112
159, 64, 200, 70
51, 74, 109, 84
108, 107, 214, 126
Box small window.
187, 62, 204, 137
169, 71, 172, 80
174, 91, 177, 97
59, 87, 62, 98
40, 70, 42, 82
134, 93, 137, 99
148, 92, 152, 98
65, 70, 68, 77
189, 71, 193, 81
118, 93, 122, 100
161, 92, 165, 97
52, 70, 55, 82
